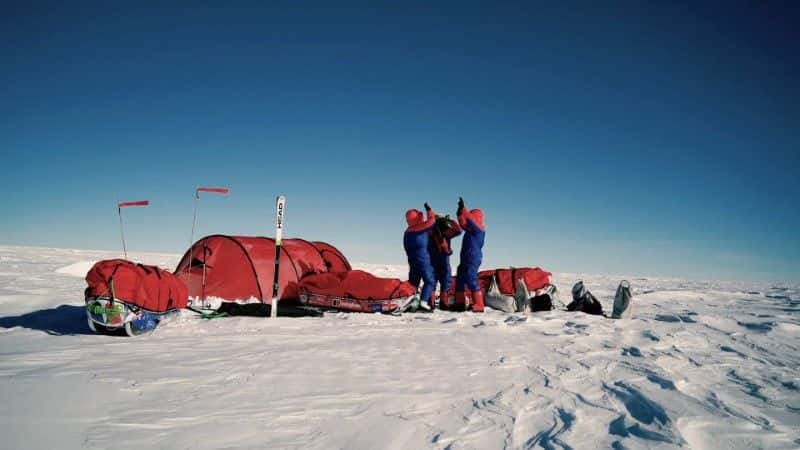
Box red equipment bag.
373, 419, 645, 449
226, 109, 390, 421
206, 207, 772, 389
85, 259, 189, 313
298, 270, 416, 313
478, 267, 552, 295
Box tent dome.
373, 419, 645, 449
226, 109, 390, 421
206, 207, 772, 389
174, 235, 350, 302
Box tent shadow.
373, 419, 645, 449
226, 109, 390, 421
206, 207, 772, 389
0, 304, 94, 336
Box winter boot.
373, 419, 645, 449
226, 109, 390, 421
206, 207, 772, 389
418, 292, 434, 312
471, 289, 485, 312
439, 291, 451, 310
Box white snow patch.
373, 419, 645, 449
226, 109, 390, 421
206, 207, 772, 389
55, 260, 97, 277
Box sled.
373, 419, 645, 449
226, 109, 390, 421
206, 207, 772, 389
298, 289, 417, 313
298, 270, 418, 313
85, 259, 188, 336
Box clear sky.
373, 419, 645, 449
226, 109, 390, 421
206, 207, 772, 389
2, 1, 798, 282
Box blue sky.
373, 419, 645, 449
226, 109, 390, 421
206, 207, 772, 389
2, 1, 798, 282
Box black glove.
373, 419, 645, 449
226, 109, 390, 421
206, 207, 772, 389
424, 202, 431, 212
457, 197, 465, 214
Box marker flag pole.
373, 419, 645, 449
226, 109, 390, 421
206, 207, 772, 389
118, 205, 126, 260
117, 200, 149, 259
271, 195, 286, 318
188, 187, 229, 307
190, 186, 230, 251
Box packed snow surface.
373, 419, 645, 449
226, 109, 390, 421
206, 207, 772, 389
0, 245, 798, 449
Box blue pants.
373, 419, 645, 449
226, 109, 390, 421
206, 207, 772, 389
432, 258, 452, 293
409, 264, 435, 301
455, 263, 480, 292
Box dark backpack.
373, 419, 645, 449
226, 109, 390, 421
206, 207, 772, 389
530, 292, 554, 312
430, 215, 462, 254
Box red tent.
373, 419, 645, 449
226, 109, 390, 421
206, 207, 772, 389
174, 235, 350, 302
312, 241, 351, 272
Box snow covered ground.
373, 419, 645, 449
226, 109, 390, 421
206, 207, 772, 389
0, 245, 798, 449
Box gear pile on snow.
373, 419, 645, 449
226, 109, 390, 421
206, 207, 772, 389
86, 259, 189, 312
479, 267, 559, 313
85, 259, 189, 335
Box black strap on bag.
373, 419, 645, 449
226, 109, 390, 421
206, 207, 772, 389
136, 263, 162, 279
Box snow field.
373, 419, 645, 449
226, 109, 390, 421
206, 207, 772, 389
0, 245, 798, 449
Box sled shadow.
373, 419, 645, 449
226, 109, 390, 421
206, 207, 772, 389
0, 305, 94, 336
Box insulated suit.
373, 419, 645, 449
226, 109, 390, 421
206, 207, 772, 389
455, 201, 486, 312
403, 207, 437, 303
428, 219, 461, 308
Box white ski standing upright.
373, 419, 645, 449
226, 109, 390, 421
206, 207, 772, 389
271, 195, 286, 318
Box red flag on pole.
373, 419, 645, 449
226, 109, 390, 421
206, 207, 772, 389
117, 199, 149, 259
196, 187, 230, 196
118, 200, 150, 208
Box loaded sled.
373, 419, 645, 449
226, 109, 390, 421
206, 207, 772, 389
85, 259, 188, 336
299, 270, 418, 313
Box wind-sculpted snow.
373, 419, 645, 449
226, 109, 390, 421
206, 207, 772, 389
0, 245, 798, 449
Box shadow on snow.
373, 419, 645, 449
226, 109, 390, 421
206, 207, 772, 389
0, 305, 93, 336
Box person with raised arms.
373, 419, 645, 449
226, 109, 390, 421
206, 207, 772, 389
454, 197, 486, 312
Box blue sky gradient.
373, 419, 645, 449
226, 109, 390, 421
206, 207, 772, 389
2, 1, 798, 282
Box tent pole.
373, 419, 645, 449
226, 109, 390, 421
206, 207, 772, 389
189, 188, 198, 271
201, 241, 207, 306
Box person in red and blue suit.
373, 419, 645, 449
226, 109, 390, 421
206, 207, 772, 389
404, 203, 437, 309
428, 217, 461, 310
454, 197, 486, 312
